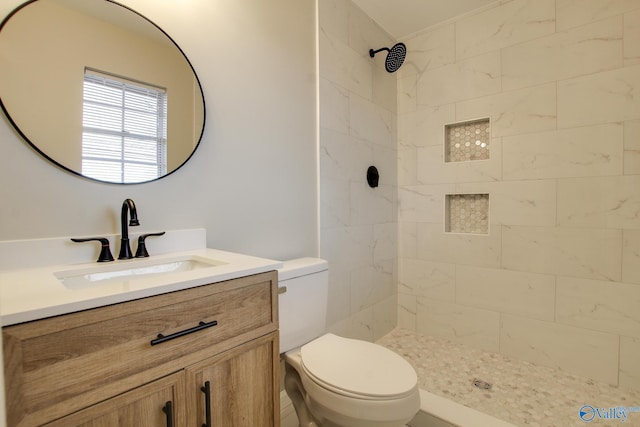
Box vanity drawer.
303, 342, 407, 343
3, 270, 278, 427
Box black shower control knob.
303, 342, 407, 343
367, 166, 379, 188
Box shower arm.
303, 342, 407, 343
369, 47, 390, 58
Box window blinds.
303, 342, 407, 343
82, 69, 167, 183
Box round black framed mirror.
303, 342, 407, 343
0, 0, 205, 184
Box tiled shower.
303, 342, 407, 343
319, 0, 399, 341
319, 0, 640, 393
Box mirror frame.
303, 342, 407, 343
0, 0, 206, 185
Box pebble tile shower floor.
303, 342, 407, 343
377, 328, 640, 427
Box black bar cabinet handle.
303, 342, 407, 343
201, 380, 212, 427
150, 320, 218, 346
162, 401, 173, 427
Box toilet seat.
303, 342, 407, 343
300, 334, 417, 400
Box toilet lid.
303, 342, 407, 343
300, 333, 417, 398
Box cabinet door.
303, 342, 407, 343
188, 333, 280, 427
44, 372, 185, 427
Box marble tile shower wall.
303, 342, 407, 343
397, 0, 640, 390
318, 0, 398, 341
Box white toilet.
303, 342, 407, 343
279, 258, 420, 427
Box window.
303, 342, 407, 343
82, 69, 167, 183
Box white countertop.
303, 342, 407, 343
0, 248, 282, 326
0, 230, 283, 427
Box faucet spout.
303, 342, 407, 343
118, 198, 140, 259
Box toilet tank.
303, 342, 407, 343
278, 258, 328, 354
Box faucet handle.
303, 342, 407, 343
70, 237, 115, 262
135, 232, 166, 258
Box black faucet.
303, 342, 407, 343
118, 198, 140, 260
70, 237, 115, 262
135, 232, 166, 258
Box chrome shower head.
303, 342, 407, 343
369, 42, 406, 73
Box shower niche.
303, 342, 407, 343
443, 119, 491, 234
445, 118, 490, 163
445, 193, 489, 235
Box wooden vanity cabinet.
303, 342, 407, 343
3, 271, 279, 427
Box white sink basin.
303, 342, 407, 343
55, 256, 225, 289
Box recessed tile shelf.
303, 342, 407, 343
445, 194, 489, 234
445, 118, 490, 163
